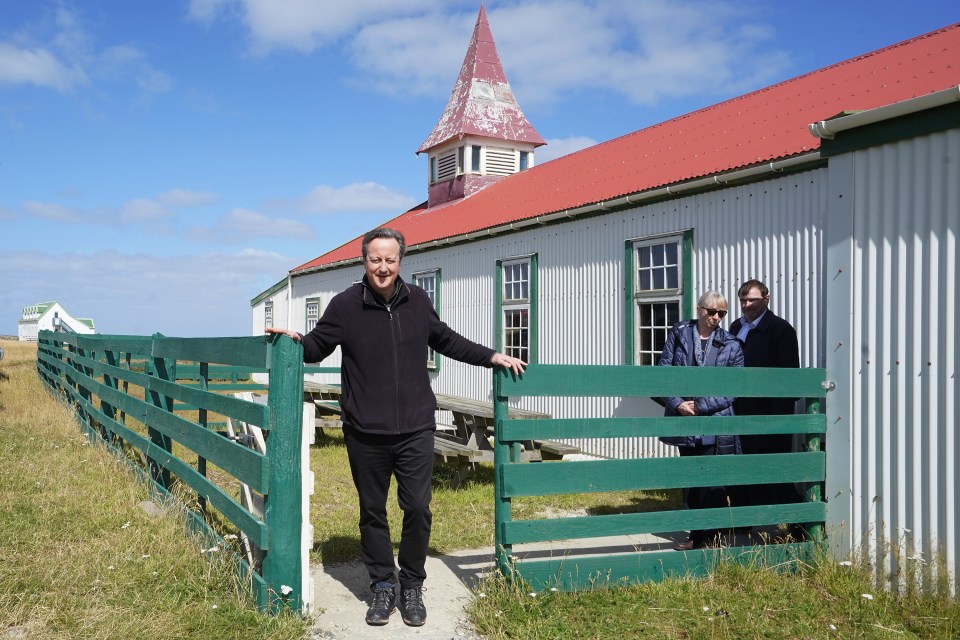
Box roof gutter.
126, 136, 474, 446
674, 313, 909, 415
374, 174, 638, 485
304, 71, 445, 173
295, 151, 822, 276
809, 85, 960, 139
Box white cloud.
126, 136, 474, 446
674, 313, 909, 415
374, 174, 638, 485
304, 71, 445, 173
22, 200, 86, 223
537, 136, 598, 163
291, 182, 418, 215
158, 189, 219, 207
121, 198, 172, 223
0, 249, 293, 337
212, 0, 437, 55
0, 7, 171, 103
187, 208, 317, 244
0, 42, 84, 91
208, 0, 790, 108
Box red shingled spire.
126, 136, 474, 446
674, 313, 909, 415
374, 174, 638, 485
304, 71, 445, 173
417, 4, 545, 154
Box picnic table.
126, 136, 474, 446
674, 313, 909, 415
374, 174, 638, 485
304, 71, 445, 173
302, 381, 579, 484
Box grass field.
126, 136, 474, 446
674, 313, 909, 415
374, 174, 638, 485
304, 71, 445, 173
4, 337, 959, 639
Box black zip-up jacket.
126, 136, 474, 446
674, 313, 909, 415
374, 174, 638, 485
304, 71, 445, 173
300, 276, 496, 435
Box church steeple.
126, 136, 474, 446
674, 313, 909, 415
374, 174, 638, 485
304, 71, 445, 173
418, 4, 545, 208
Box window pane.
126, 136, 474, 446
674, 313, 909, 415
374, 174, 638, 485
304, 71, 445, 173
639, 246, 650, 268
639, 270, 651, 291
666, 267, 679, 289
652, 269, 664, 289
652, 244, 664, 267
665, 242, 678, 264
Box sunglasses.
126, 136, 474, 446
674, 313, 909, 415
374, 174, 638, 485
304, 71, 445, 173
699, 307, 727, 318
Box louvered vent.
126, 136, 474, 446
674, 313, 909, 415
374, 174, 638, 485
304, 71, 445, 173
486, 147, 516, 176
437, 150, 457, 181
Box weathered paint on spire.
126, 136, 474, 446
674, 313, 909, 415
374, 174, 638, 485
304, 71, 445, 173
417, 4, 545, 154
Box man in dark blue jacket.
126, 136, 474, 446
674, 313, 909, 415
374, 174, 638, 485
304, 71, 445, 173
267, 227, 524, 628
729, 279, 801, 508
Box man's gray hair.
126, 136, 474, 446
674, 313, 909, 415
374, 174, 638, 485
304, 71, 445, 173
361, 227, 406, 261
697, 290, 727, 309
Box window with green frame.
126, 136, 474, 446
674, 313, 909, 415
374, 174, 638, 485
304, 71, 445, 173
305, 297, 320, 333
413, 269, 441, 369
624, 231, 693, 365
496, 254, 538, 364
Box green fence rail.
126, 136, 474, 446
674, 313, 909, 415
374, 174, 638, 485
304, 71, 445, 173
493, 364, 828, 591
35, 330, 308, 614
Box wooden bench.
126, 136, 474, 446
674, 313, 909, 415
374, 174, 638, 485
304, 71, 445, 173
536, 439, 581, 460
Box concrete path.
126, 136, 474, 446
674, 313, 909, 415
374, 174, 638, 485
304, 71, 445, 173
306, 531, 685, 639
308, 547, 494, 640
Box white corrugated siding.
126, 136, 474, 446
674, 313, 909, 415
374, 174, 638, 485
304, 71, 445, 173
843, 128, 958, 592
393, 169, 827, 459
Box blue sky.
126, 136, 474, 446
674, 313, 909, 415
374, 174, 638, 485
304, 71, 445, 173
1, 1, 956, 337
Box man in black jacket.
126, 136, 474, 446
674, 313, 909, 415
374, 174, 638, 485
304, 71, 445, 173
729, 279, 801, 507
267, 227, 524, 628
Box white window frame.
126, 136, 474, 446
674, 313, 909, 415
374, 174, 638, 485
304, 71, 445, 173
413, 270, 440, 369
264, 301, 273, 329
501, 257, 532, 363
632, 235, 685, 366
305, 297, 320, 333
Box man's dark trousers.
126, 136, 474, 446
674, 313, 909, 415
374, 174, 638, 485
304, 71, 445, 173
343, 425, 434, 589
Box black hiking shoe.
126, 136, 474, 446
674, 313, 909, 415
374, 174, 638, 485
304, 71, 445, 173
365, 582, 396, 626
400, 586, 427, 627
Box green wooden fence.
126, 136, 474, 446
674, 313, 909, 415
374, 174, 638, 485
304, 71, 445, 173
493, 364, 828, 590
35, 330, 308, 613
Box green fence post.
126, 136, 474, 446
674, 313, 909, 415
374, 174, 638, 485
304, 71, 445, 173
148, 334, 174, 491
493, 369, 513, 579
262, 334, 305, 612
804, 397, 824, 546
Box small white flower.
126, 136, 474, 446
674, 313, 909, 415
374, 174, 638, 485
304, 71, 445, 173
204, 545, 219, 553
107, 565, 114, 570
550, 587, 558, 592
280, 585, 293, 596
211, 604, 218, 609
829, 624, 837, 631
861, 593, 874, 600
121, 522, 131, 529
141, 554, 150, 559
528, 592, 537, 598
839, 560, 853, 566
224, 534, 238, 540
478, 593, 486, 598
151, 571, 158, 576
702, 606, 710, 612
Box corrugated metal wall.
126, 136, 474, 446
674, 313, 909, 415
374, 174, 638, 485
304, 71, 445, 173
391, 169, 827, 459
841, 128, 958, 591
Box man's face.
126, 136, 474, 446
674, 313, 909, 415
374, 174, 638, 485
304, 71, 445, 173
738, 286, 769, 323
364, 238, 402, 297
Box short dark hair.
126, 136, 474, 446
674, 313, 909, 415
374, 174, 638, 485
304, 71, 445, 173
361, 227, 406, 261
738, 279, 769, 298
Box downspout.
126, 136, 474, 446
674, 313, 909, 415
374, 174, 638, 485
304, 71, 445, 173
809, 85, 960, 139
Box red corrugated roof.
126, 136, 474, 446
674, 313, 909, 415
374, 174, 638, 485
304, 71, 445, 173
293, 23, 959, 274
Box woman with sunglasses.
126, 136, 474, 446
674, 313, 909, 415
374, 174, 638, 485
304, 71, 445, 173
658, 290, 744, 550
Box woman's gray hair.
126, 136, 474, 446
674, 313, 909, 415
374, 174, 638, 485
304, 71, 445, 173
697, 290, 727, 309
361, 227, 406, 261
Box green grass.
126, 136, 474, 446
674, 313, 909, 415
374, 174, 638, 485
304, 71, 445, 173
468, 553, 960, 639
8, 337, 960, 639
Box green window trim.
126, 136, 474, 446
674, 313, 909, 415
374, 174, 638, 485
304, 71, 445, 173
623, 230, 693, 365
496, 254, 538, 364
